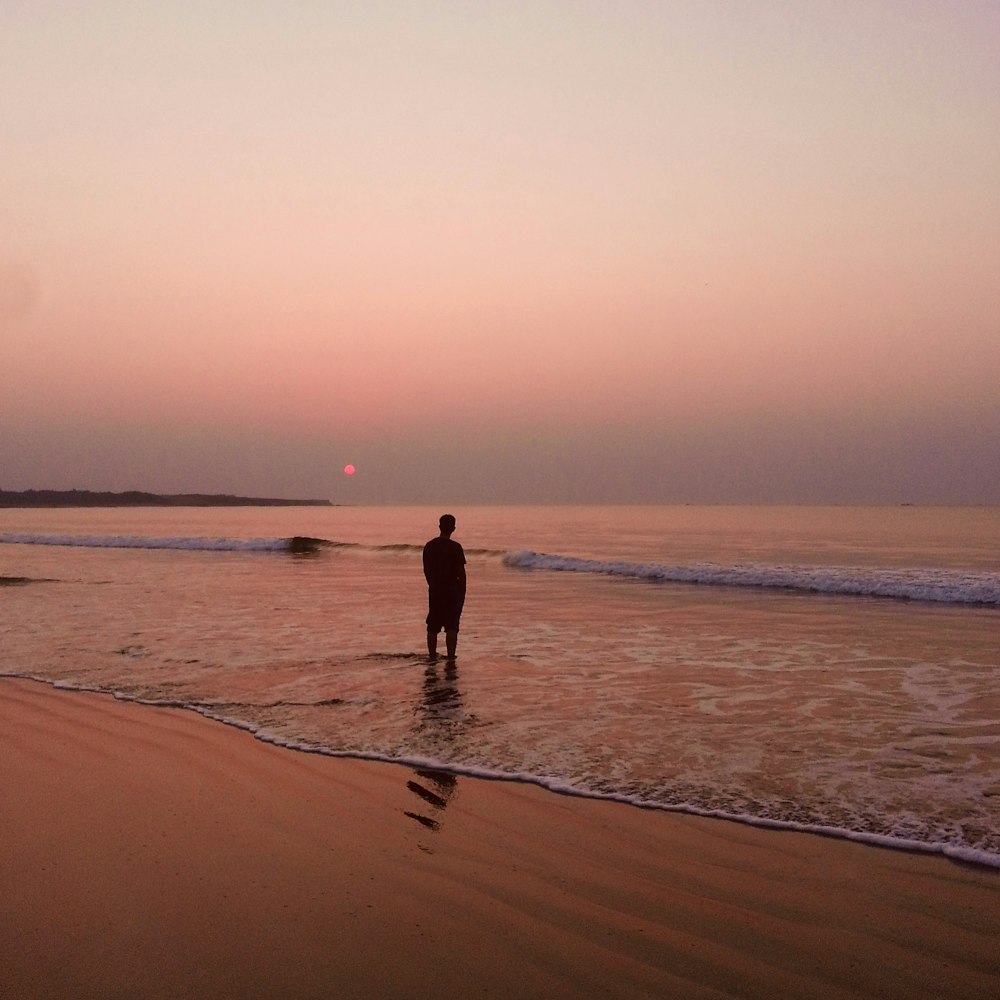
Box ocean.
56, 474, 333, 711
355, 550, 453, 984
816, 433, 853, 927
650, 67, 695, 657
2, 504, 998, 867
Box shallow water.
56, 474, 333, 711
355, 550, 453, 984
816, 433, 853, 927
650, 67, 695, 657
2, 505, 998, 866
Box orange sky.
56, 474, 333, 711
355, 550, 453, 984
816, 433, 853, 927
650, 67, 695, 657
2, 2, 998, 503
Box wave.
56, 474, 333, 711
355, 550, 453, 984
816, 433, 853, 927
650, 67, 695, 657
0, 532, 508, 558
503, 550, 1000, 606
36, 677, 1000, 870
217, 724, 1000, 870
0, 532, 329, 553
5, 531, 996, 605
4, 671, 998, 871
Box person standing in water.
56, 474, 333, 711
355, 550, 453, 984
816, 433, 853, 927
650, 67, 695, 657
422, 514, 466, 660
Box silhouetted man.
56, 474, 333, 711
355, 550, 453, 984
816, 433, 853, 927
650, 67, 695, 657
423, 514, 466, 659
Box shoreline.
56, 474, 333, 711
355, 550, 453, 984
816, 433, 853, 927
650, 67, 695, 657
171, 713, 1000, 873
6, 672, 999, 872
2, 678, 997, 999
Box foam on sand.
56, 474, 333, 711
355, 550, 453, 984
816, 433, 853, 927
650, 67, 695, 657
2, 679, 997, 1000
504, 549, 1000, 606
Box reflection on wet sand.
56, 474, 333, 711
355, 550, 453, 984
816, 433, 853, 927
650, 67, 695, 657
405, 770, 458, 832
404, 659, 465, 836
418, 658, 463, 723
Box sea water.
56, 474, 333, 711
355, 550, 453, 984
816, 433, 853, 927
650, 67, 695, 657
2, 505, 998, 867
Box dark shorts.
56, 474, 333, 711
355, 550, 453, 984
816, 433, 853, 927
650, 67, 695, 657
426, 589, 464, 633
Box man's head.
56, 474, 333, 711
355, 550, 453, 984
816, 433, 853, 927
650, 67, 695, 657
439, 513, 456, 535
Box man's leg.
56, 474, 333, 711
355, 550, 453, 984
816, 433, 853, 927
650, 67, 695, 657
427, 627, 438, 658
445, 630, 458, 659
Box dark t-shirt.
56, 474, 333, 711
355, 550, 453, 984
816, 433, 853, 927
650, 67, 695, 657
423, 536, 466, 594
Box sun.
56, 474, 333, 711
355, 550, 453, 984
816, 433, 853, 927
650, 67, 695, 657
343, 464, 356, 476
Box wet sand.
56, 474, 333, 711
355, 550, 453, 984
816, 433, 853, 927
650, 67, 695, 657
1, 678, 996, 1000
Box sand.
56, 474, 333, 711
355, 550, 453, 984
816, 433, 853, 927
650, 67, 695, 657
1, 679, 996, 1000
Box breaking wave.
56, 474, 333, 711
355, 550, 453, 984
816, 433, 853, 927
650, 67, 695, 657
5, 532, 996, 605
502, 549, 1000, 606
0, 532, 505, 559
0, 532, 329, 553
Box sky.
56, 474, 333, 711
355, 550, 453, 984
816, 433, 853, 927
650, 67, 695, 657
2, 1, 998, 504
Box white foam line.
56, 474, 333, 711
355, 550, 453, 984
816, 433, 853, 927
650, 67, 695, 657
6, 674, 997, 871
0, 532, 291, 552
503, 550, 1000, 606
186, 703, 1000, 872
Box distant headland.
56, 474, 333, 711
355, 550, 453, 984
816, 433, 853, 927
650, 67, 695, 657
0, 490, 334, 508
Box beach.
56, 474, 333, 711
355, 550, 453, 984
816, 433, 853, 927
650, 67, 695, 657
3, 678, 996, 1000
3, 505, 999, 867
6, 1, 999, 991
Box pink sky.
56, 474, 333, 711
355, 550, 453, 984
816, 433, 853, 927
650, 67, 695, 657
2, 1, 998, 503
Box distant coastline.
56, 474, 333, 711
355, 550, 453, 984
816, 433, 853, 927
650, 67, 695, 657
0, 490, 333, 508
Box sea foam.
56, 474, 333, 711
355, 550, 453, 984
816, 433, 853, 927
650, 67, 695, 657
503, 549, 1000, 606
0, 532, 307, 552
